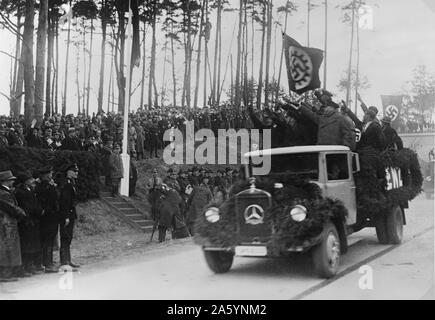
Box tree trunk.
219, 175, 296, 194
307, 0, 311, 46
346, 0, 355, 108
23, 0, 35, 125
45, 12, 53, 116
98, 1, 107, 113
323, 0, 328, 89
211, 0, 221, 106
264, 0, 272, 107
107, 42, 114, 113
11, 11, 23, 118
194, 0, 206, 109
354, 3, 360, 111
256, 3, 266, 110
171, 21, 177, 108
216, 2, 222, 106
203, 0, 209, 108
186, 2, 192, 109
62, 1, 72, 116
243, 0, 249, 108
35, 0, 48, 122
82, 19, 87, 115
234, 0, 243, 110
140, 22, 146, 109
55, 17, 59, 114
148, 1, 157, 108
75, 32, 81, 115
160, 41, 168, 107
117, 10, 126, 113
86, 18, 94, 116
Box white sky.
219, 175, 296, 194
0, 0, 434, 116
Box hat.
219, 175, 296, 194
368, 106, 379, 115
381, 116, 392, 124
65, 163, 79, 172
0, 170, 17, 181
39, 166, 53, 175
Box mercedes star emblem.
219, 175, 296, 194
244, 204, 264, 225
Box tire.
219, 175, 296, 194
312, 223, 340, 279
375, 216, 389, 244
386, 206, 403, 244
203, 249, 234, 274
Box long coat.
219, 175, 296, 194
300, 106, 355, 149
135, 127, 145, 155
0, 186, 26, 267
358, 121, 386, 151
108, 153, 124, 180
35, 180, 61, 226
187, 184, 212, 226
158, 189, 184, 229
14, 185, 43, 254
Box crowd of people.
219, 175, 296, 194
0, 105, 253, 159
0, 164, 80, 282
146, 165, 241, 242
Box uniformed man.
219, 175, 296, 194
58, 163, 80, 269
14, 171, 44, 275
0, 170, 26, 282
35, 166, 60, 273
163, 168, 181, 194
381, 116, 403, 151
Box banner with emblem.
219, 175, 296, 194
381, 95, 404, 129
283, 34, 324, 95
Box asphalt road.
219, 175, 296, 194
1, 195, 433, 300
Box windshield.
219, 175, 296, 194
248, 152, 319, 180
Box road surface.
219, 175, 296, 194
1, 195, 433, 300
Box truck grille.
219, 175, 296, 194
235, 188, 272, 243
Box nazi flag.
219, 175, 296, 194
283, 34, 324, 95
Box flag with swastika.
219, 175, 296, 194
283, 34, 324, 95
381, 95, 404, 130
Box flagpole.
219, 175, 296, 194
120, 0, 132, 197
323, 0, 327, 89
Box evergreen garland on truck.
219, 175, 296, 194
355, 147, 423, 221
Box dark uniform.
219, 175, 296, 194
14, 173, 44, 273
35, 167, 61, 272
58, 164, 79, 268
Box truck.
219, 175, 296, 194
195, 145, 418, 278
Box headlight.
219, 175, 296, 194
290, 205, 307, 222
205, 207, 220, 223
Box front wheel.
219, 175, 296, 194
386, 206, 404, 244
312, 222, 340, 279
203, 249, 234, 274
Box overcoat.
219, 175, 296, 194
14, 185, 43, 254
0, 186, 26, 267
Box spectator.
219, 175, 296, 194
108, 144, 124, 197
0, 170, 26, 282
